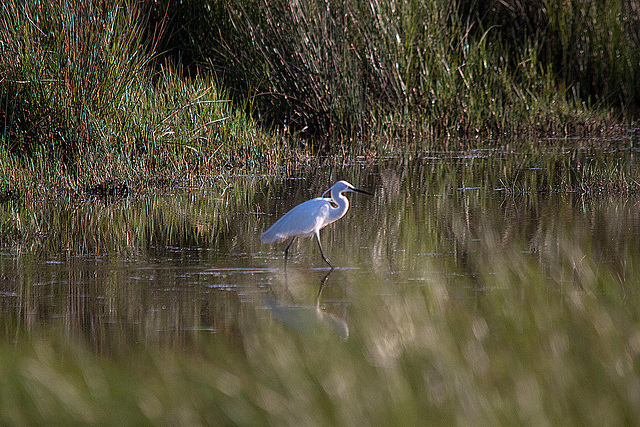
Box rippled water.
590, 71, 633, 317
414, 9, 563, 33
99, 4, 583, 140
2, 138, 640, 353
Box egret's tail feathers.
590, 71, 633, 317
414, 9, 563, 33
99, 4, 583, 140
260, 229, 283, 244
260, 231, 272, 244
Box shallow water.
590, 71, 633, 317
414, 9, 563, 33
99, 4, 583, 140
2, 138, 640, 353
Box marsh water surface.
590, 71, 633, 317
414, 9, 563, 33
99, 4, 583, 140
2, 138, 640, 355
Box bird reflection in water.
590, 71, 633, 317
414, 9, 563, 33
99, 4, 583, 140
263, 269, 349, 339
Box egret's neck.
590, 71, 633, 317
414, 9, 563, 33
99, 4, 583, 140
328, 190, 350, 223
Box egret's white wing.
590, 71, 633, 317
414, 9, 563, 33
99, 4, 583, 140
260, 198, 331, 243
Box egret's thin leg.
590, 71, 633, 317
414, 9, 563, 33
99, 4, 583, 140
284, 237, 295, 270
315, 231, 333, 268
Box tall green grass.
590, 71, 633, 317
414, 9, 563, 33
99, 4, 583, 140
0, 0, 287, 198
1, 0, 638, 195
151, 0, 632, 139
1, 0, 149, 159
472, 0, 640, 109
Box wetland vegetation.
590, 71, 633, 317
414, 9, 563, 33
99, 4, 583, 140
2, 0, 638, 196
2, 0, 640, 424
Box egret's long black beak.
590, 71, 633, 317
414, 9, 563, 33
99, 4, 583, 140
353, 187, 373, 196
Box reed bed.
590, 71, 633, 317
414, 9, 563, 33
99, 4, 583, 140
2, 0, 638, 198
151, 0, 635, 138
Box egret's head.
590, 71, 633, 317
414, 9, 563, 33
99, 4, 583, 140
324, 180, 372, 196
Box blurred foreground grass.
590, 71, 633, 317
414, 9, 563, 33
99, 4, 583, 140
1, 232, 639, 425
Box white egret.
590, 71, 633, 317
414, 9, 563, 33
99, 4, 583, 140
260, 180, 373, 267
